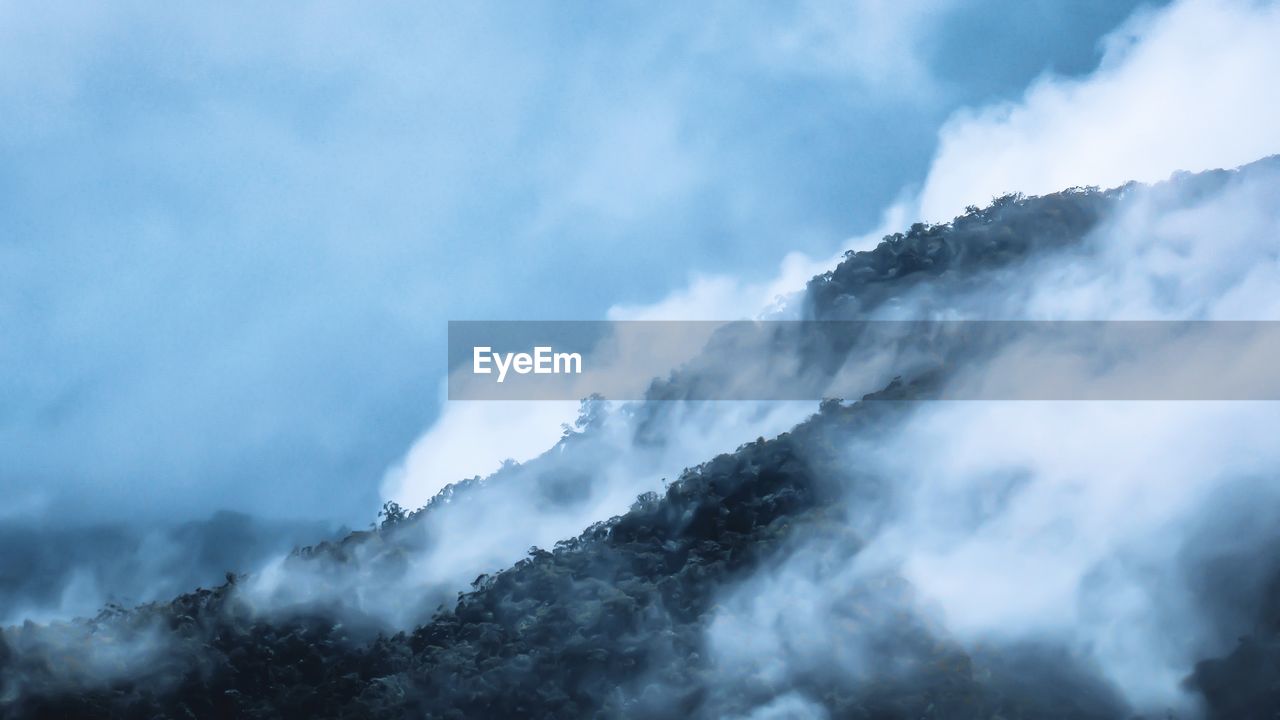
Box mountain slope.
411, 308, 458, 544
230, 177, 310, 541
5, 158, 1280, 719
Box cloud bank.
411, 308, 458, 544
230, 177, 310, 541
1, 0, 1154, 528
919, 0, 1280, 221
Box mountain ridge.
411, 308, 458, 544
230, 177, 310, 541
5, 157, 1280, 718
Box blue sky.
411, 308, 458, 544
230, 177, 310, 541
1, 1, 1162, 524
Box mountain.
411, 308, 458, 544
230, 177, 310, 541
4, 157, 1279, 719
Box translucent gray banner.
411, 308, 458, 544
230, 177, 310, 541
447, 320, 1280, 401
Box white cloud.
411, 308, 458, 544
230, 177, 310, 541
380, 384, 578, 509
726, 0, 956, 96
918, 0, 1280, 222
705, 1, 1280, 712
380, 200, 909, 508
606, 251, 832, 322
609, 201, 912, 322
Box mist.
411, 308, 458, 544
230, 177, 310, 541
0, 0, 1164, 633
0, 0, 1151, 530
4, 0, 1280, 716
5, 158, 1278, 720
0, 513, 337, 627
702, 159, 1280, 716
